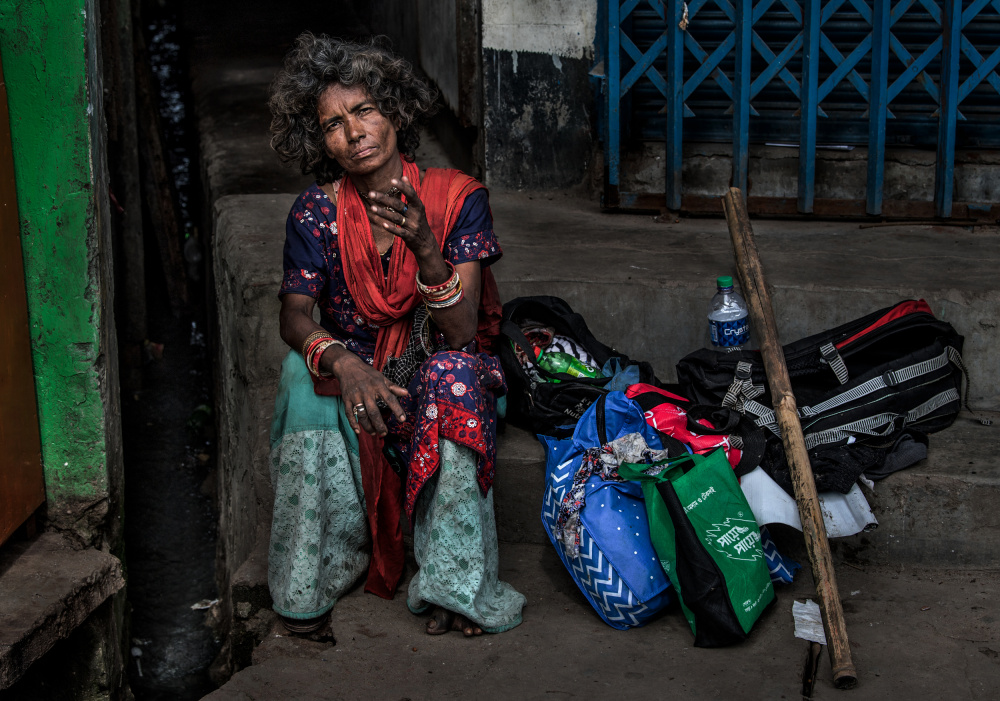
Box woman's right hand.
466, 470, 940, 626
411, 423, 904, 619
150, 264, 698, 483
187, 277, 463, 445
328, 349, 408, 437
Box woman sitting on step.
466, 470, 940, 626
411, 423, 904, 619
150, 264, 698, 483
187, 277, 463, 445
266, 32, 525, 640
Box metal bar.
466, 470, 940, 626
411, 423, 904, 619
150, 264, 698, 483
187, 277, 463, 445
666, 0, 685, 209
684, 33, 736, 100
960, 36, 1000, 98
619, 0, 643, 21
959, 45, 1000, 103
818, 34, 872, 103
733, 0, 752, 194
890, 0, 917, 24
606, 0, 622, 204
888, 35, 941, 104
936, 0, 962, 218
620, 33, 668, 95
867, 0, 890, 215
798, 0, 820, 213
750, 31, 803, 99
962, 0, 992, 27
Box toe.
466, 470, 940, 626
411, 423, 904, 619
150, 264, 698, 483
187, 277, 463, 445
426, 607, 454, 635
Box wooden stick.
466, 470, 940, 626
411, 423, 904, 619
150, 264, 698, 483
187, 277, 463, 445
722, 187, 858, 689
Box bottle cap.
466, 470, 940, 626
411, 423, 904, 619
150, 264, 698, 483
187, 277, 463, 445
717, 275, 734, 288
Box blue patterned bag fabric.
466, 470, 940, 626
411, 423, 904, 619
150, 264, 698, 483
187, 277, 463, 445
540, 392, 674, 630
760, 525, 801, 584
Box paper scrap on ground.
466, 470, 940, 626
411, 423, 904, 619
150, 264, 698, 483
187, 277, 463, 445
740, 466, 878, 537
793, 599, 828, 645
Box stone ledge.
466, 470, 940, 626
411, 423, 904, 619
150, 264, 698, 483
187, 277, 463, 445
496, 413, 1000, 567
0, 532, 125, 689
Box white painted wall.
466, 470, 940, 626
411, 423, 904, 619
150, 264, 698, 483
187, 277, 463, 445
481, 0, 597, 59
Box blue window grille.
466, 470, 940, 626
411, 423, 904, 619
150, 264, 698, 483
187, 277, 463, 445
599, 0, 1000, 217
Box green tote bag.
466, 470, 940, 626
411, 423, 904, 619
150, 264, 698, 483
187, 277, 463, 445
620, 449, 775, 647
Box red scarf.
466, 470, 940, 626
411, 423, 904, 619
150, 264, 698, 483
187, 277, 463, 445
314, 157, 501, 599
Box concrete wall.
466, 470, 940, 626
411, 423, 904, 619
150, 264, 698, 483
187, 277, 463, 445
212, 194, 291, 623
368, 0, 420, 63
480, 0, 596, 189
417, 0, 460, 113
0, 0, 123, 550
620, 142, 1000, 206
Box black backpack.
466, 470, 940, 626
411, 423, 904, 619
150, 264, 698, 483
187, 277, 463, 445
499, 296, 662, 437
676, 300, 972, 493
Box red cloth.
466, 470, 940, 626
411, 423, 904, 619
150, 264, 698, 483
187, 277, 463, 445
312, 158, 501, 599
625, 383, 743, 469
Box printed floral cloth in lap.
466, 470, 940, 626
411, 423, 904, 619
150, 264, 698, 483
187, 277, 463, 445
386, 349, 506, 522
554, 432, 670, 558
268, 352, 371, 618
406, 439, 525, 632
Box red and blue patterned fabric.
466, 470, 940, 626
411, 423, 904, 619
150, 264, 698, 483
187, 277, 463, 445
388, 349, 506, 519
280, 183, 500, 360
279, 182, 505, 520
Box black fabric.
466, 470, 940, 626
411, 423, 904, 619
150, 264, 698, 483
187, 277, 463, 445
382, 305, 443, 389
765, 442, 885, 495
630, 391, 767, 478
865, 430, 929, 481
655, 479, 748, 647
499, 296, 663, 437
676, 300, 965, 492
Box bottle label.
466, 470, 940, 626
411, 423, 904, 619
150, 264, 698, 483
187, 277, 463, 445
710, 318, 749, 347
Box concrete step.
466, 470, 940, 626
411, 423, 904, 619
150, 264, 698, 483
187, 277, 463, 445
205, 542, 1000, 700
492, 412, 1000, 568
489, 193, 1000, 411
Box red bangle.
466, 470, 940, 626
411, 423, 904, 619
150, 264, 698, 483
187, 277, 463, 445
416, 262, 458, 295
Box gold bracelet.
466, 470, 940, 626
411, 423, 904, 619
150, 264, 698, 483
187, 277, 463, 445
302, 330, 332, 359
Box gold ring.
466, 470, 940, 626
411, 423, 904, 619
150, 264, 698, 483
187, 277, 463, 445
400, 216, 406, 228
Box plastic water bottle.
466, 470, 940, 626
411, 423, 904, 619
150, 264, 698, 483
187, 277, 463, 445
709, 276, 750, 350
537, 350, 601, 379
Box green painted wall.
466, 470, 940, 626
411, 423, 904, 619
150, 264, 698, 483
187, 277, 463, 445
0, 0, 111, 513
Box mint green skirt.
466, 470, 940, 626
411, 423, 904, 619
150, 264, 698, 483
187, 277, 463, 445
268, 351, 524, 631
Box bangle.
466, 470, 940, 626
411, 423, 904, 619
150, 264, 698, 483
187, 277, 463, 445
302, 330, 332, 359
416, 263, 460, 298
425, 283, 464, 309
308, 338, 346, 378
304, 336, 331, 363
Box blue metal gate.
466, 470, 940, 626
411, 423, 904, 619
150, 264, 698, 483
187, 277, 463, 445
600, 0, 1000, 217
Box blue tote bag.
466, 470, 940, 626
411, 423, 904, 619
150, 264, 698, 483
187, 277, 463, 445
540, 392, 675, 629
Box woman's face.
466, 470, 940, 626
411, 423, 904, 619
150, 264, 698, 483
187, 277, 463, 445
317, 83, 399, 180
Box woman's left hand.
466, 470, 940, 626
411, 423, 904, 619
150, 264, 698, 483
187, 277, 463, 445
366, 176, 436, 258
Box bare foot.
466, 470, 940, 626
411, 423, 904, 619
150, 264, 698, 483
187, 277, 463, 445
425, 607, 483, 637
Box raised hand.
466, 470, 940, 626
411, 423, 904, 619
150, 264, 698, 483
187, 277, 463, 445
365, 175, 438, 262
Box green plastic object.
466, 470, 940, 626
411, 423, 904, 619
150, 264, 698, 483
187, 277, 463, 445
537, 350, 601, 379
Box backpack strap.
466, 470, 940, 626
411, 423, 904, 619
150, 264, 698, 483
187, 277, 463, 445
819, 342, 850, 385
722, 361, 765, 409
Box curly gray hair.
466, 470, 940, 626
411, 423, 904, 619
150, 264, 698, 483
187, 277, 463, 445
269, 33, 438, 184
